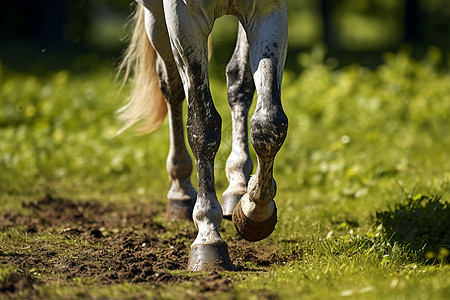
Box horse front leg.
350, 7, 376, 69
222, 23, 255, 219
163, 1, 233, 271
233, 5, 289, 241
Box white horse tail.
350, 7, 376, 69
117, 4, 167, 135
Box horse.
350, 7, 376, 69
118, 0, 288, 271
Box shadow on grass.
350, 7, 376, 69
376, 194, 450, 263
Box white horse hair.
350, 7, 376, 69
118, 0, 288, 271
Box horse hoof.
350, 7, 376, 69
165, 199, 194, 221
221, 193, 242, 220
232, 200, 277, 242
188, 242, 234, 271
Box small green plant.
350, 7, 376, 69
376, 194, 450, 263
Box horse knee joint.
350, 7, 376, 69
187, 107, 222, 158
250, 109, 288, 158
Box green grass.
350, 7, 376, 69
1, 46, 450, 299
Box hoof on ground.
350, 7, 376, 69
188, 242, 234, 271
165, 199, 194, 221
232, 200, 277, 242
221, 193, 243, 220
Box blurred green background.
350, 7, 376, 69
1, 0, 449, 74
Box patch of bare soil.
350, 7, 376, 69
0, 194, 301, 297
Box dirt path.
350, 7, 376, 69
1, 195, 301, 297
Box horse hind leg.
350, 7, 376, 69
164, 90, 197, 221
221, 23, 255, 219
142, 5, 196, 221
232, 5, 289, 241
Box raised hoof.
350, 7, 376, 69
232, 200, 277, 242
188, 242, 234, 271
221, 193, 243, 220
165, 199, 194, 221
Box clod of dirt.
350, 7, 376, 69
90, 229, 104, 238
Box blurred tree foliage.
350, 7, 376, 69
0, 0, 449, 72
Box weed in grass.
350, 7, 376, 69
377, 193, 450, 263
